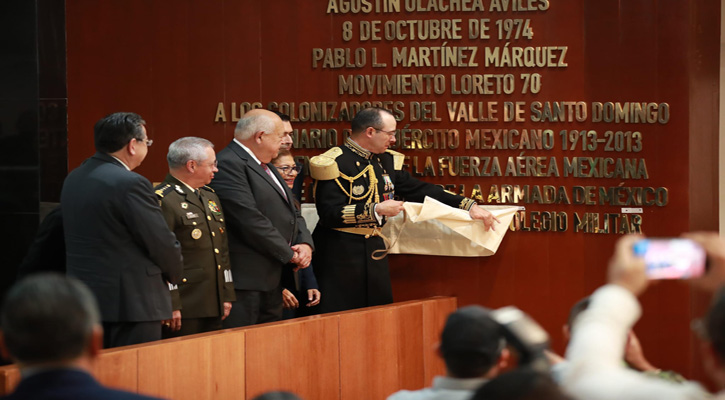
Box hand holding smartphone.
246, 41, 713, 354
633, 238, 707, 280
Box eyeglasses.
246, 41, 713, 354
375, 128, 396, 136
275, 165, 302, 175
137, 138, 153, 147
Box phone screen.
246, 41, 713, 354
633, 239, 706, 279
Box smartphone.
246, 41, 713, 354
633, 238, 706, 279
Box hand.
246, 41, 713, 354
306, 289, 321, 307
624, 331, 657, 372
375, 200, 404, 217
162, 310, 182, 331
290, 243, 313, 269
608, 234, 648, 296
282, 289, 299, 309
683, 232, 725, 292
469, 204, 500, 232
222, 302, 232, 320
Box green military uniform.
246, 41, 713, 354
310, 138, 476, 313
155, 174, 235, 336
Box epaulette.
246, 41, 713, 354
201, 185, 215, 193
310, 147, 342, 180
385, 149, 404, 170
154, 184, 174, 199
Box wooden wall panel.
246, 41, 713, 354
137, 337, 214, 399
0, 366, 19, 395
94, 348, 138, 392
394, 303, 425, 391
210, 330, 246, 399
244, 317, 341, 400
422, 297, 458, 385
0, 298, 454, 397
339, 305, 406, 400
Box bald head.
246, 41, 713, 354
234, 109, 283, 141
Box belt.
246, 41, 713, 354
333, 227, 383, 238
333, 226, 392, 260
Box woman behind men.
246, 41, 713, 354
271, 150, 321, 317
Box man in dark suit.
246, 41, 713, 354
0, 273, 164, 400
155, 137, 235, 336
211, 109, 314, 327
61, 112, 183, 348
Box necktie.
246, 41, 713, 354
261, 163, 288, 202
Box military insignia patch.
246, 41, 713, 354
352, 185, 365, 196
208, 200, 221, 215
174, 185, 184, 195
191, 228, 202, 240
185, 212, 199, 219
181, 202, 189, 209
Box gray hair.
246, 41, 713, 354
234, 113, 278, 141
0, 273, 100, 364
167, 137, 214, 169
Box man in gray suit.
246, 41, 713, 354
61, 112, 183, 348
211, 109, 313, 327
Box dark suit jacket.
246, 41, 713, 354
210, 141, 313, 291
1, 369, 163, 400
61, 153, 183, 322
17, 205, 65, 278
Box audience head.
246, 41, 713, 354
0, 273, 102, 369
94, 112, 150, 170
269, 110, 293, 150
350, 107, 397, 154
167, 137, 218, 188
233, 109, 286, 163
563, 297, 590, 339
472, 368, 573, 400
270, 149, 300, 189
698, 288, 725, 388
439, 305, 508, 379
250, 391, 302, 400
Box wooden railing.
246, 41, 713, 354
0, 297, 456, 399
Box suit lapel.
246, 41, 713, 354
229, 142, 290, 204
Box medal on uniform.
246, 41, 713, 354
185, 212, 199, 219
191, 228, 202, 240
219, 227, 225, 234
352, 184, 364, 196
382, 174, 394, 192
181, 202, 189, 209
207, 200, 221, 215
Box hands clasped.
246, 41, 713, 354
290, 243, 313, 270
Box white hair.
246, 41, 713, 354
234, 113, 278, 140
167, 137, 214, 169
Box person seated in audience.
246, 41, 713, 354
471, 368, 573, 400
387, 305, 509, 400
270, 149, 321, 317
251, 391, 303, 400
560, 235, 709, 400
549, 296, 685, 383
0, 273, 164, 400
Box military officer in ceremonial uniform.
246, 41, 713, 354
310, 107, 499, 314
155, 137, 235, 337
